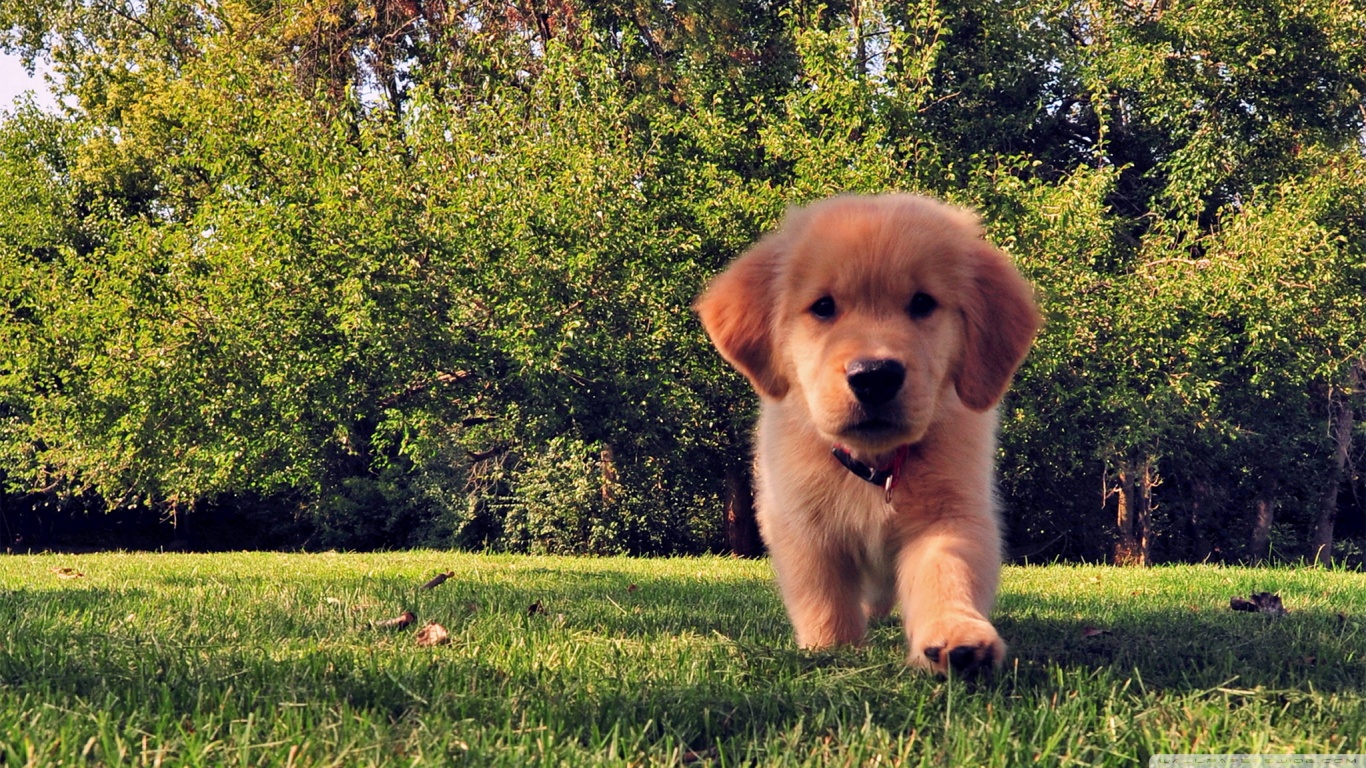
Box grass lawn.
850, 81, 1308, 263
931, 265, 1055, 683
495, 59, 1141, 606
0, 552, 1363, 766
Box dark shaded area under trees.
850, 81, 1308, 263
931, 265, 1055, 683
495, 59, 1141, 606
0, 0, 1363, 564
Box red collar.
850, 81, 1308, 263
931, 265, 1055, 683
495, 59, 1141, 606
831, 444, 910, 503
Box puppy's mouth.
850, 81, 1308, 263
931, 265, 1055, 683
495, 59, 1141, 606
836, 415, 912, 450
846, 417, 902, 437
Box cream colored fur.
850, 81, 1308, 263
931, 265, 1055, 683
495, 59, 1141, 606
695, 194, 1040, 674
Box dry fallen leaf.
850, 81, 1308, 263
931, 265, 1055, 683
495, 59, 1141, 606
375, 610, 417, 629
1230, 592, 1287, 616
681, 747, 719, 764
415, 621, 451, 647
50, 567, 84, 580
627, 584, 639, 593
420, 571, 455, 591
1081, 626, 1112, 638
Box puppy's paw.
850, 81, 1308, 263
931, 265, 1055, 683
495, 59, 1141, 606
793, 611, 868, 650
862, 597, 894, 623
909, 618, 1005, 677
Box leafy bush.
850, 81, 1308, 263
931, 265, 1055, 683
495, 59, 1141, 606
0, 0, 1362, 559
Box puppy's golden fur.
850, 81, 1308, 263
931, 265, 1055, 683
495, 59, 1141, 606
695, 194, 1040, 674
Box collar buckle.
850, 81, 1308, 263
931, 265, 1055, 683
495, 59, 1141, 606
831, 444, 910, 505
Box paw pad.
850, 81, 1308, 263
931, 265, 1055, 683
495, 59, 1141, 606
923, 643, 994, 677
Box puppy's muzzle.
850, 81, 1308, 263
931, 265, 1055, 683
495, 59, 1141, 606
846, 359, 905, 406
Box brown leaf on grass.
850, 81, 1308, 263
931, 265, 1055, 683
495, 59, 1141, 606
415, 621, 451, 647
375, 610, 417, 629
420, 571, 455, 590
1081, 626, 1112, 638
626, 584, 639, 593
681, 747, 718, 764
50, 567, 84, 579
527, 600, 544, 616
1229, 592, 1287, 616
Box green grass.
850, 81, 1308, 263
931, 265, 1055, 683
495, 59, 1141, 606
1, 553, 1363, 766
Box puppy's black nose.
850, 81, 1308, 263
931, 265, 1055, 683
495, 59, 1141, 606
846, 359, 905, 406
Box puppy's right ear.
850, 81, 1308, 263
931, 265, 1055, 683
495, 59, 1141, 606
694, 234, 790, 399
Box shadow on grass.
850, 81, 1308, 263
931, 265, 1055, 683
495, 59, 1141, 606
480, 568, 1366, 696
2, 567, 1362, 755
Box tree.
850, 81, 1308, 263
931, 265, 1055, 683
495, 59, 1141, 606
1, 0, 1363, 559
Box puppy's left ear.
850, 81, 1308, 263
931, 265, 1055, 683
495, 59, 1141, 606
955, 243, 1042, 412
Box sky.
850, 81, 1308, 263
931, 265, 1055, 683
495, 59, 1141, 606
0, 50, 60, 112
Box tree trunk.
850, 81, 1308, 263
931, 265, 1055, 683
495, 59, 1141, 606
1114, 458, 1153, 566
0, 490, 10, 554
1186, 477, 1212, 562
599, 444, 618, 505
1249, 478, 1276, 564
1114, 462, 1137, 565
724, 464, 762, 558
1311, 385, 1355, 566
1138, 460, 1154, 565
852, 0, 867, 76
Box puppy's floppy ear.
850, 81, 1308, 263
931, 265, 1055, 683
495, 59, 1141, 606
955, 243, 1041, 412
694, 233, 790, 399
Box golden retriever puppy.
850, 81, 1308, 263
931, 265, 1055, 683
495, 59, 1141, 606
695, 194, 1040, 675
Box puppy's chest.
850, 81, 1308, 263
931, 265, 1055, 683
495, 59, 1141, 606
794, 466, 904, 539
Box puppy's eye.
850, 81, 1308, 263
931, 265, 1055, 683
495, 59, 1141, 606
908, 292, 938, 319
809, 296, 837, 319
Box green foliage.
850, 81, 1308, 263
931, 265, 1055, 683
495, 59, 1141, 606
495, 437, 621, 555
0, 0, 1363, 558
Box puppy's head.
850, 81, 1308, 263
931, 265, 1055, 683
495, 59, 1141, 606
695, 194, 1040, 455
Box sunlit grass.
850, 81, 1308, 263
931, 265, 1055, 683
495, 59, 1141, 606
1, 553, 1363, 766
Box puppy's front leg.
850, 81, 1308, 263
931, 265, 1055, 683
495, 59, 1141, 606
896, 514, 1005, 675
769, 536, 866, 649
